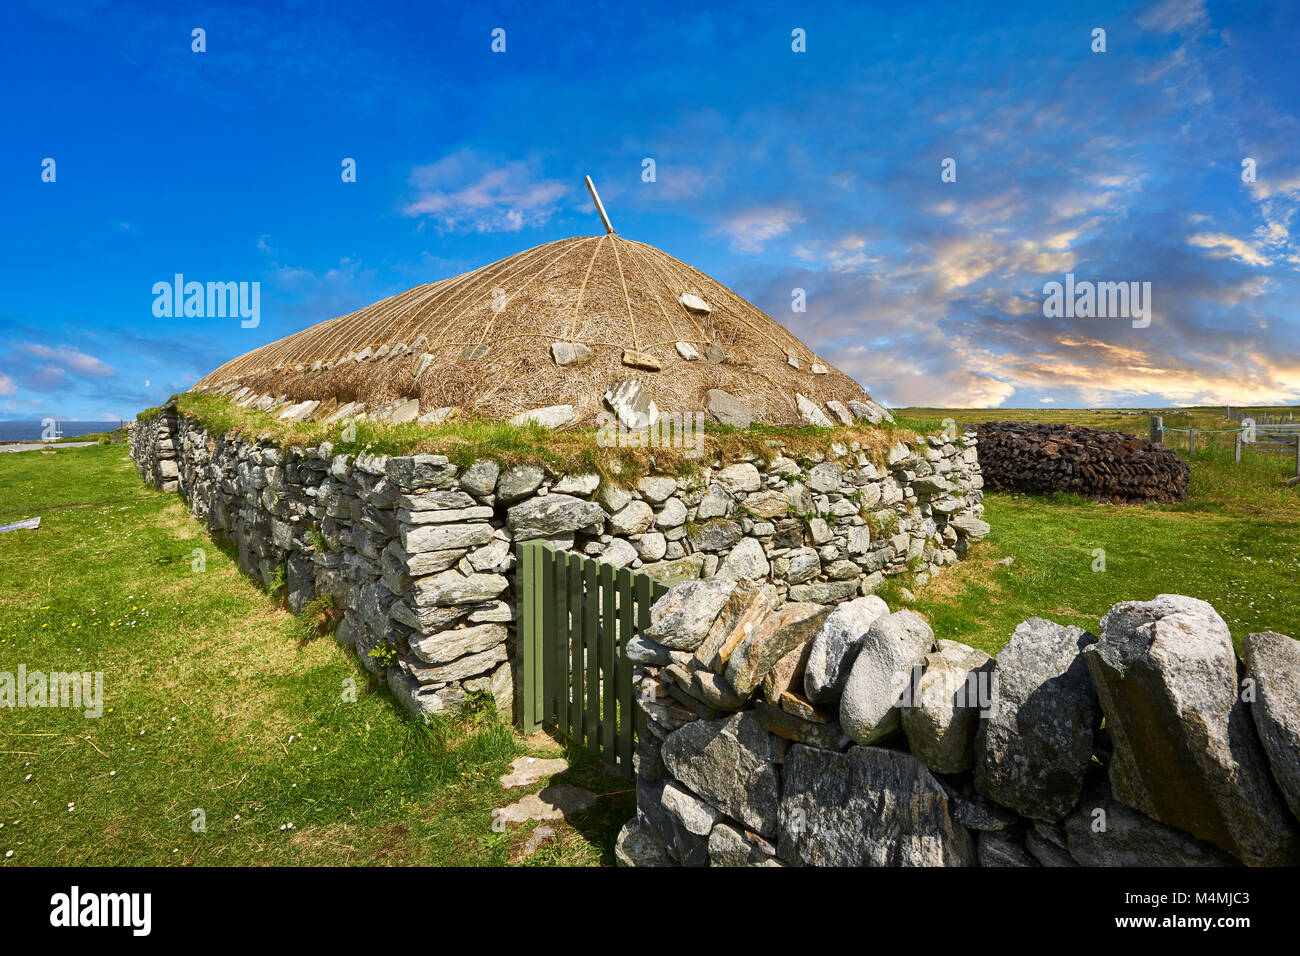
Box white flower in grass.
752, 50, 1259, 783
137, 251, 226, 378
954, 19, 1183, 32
4, 851, 11, 859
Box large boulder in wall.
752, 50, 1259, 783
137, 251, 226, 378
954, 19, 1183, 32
838, 610, 934, 745
777, 744, 975, 866
901, 639, 993, 774
1064, 781, 1238, 867
660, 712, 781, 838
1084, 595, 1300, 867
1241, 630, 1300, 821
973, 618, 1098, 822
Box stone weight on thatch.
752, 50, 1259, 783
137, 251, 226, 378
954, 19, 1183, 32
550, 342, 591, 367
509, 405, 575, 429
604, 379, 658, 430
704, 388, 754, 427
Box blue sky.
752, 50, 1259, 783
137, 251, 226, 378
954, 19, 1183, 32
2, 0, 1298, 420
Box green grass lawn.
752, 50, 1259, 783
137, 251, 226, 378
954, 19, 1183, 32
0, 444, 631, 866
890, 406, 1299, 654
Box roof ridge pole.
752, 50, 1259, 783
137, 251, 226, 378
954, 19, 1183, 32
585, 175, 615, 235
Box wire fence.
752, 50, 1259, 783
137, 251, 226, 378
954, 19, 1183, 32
1150, 412, 1300, 485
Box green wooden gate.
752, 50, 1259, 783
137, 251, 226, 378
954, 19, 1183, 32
517, 540, 670, 778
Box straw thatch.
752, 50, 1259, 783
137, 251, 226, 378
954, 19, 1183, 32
192, 234, 876, 426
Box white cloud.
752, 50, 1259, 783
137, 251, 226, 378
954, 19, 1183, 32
402, 151, 569, 233
1137, 0, 1209, 35
841, 353, 1017, 408
641, 164, 712, 201
266, 256, 386, 324
1186, 232, 1272, 267
17, 344, 115, 378
793, 235, 880, 272
1247, 172, 1300, 203
926, 234, 1075, 292
715, 206, 805, 253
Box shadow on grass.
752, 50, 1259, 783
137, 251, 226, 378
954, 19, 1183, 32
533, 742, 637, 866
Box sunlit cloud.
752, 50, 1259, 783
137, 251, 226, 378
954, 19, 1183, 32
715, 206, 805, 253
403, 151, 570, 233
1187, 233, 1272, 267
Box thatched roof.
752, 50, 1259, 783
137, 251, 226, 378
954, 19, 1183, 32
193, 234, 882, 428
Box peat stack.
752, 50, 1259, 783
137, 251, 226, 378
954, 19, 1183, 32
972, 422, 1190, 503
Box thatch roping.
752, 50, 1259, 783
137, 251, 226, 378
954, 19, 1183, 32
193, 234, 875, 426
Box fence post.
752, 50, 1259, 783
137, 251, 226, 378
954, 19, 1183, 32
1235, 433, 1242, 464
1187, 429, 1196, 455
1150, 415, 1164, 445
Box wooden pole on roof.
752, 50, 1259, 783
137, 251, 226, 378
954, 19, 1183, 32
585, 176, 615, 235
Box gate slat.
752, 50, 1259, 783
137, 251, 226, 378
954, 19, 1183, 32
539, 544, 556, 728
633, 573, 653, 749
599, 562, 616, 765
584, 558, 600, 753
616, 566, 635, 776
553, 549, 568, 739
568, 551, 584, 746
519, 542, 536, 734
533, 544, 549, 732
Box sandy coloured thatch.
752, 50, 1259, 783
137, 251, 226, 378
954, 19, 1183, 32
192, 234, 876, 426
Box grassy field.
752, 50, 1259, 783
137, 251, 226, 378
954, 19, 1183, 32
2, 407, 1296, 866
0, 444, 631, 867
889, 405, 1299, 654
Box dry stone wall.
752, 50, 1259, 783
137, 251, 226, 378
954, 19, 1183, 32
620, 584, 1300, 867
129, 404, 985, 725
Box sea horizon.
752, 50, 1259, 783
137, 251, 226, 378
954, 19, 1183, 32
0, 420, 124, 443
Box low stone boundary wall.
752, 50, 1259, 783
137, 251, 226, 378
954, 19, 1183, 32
973, 421, 1189, 503
129, 403, 986, 724
622, 585, 1300, 867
